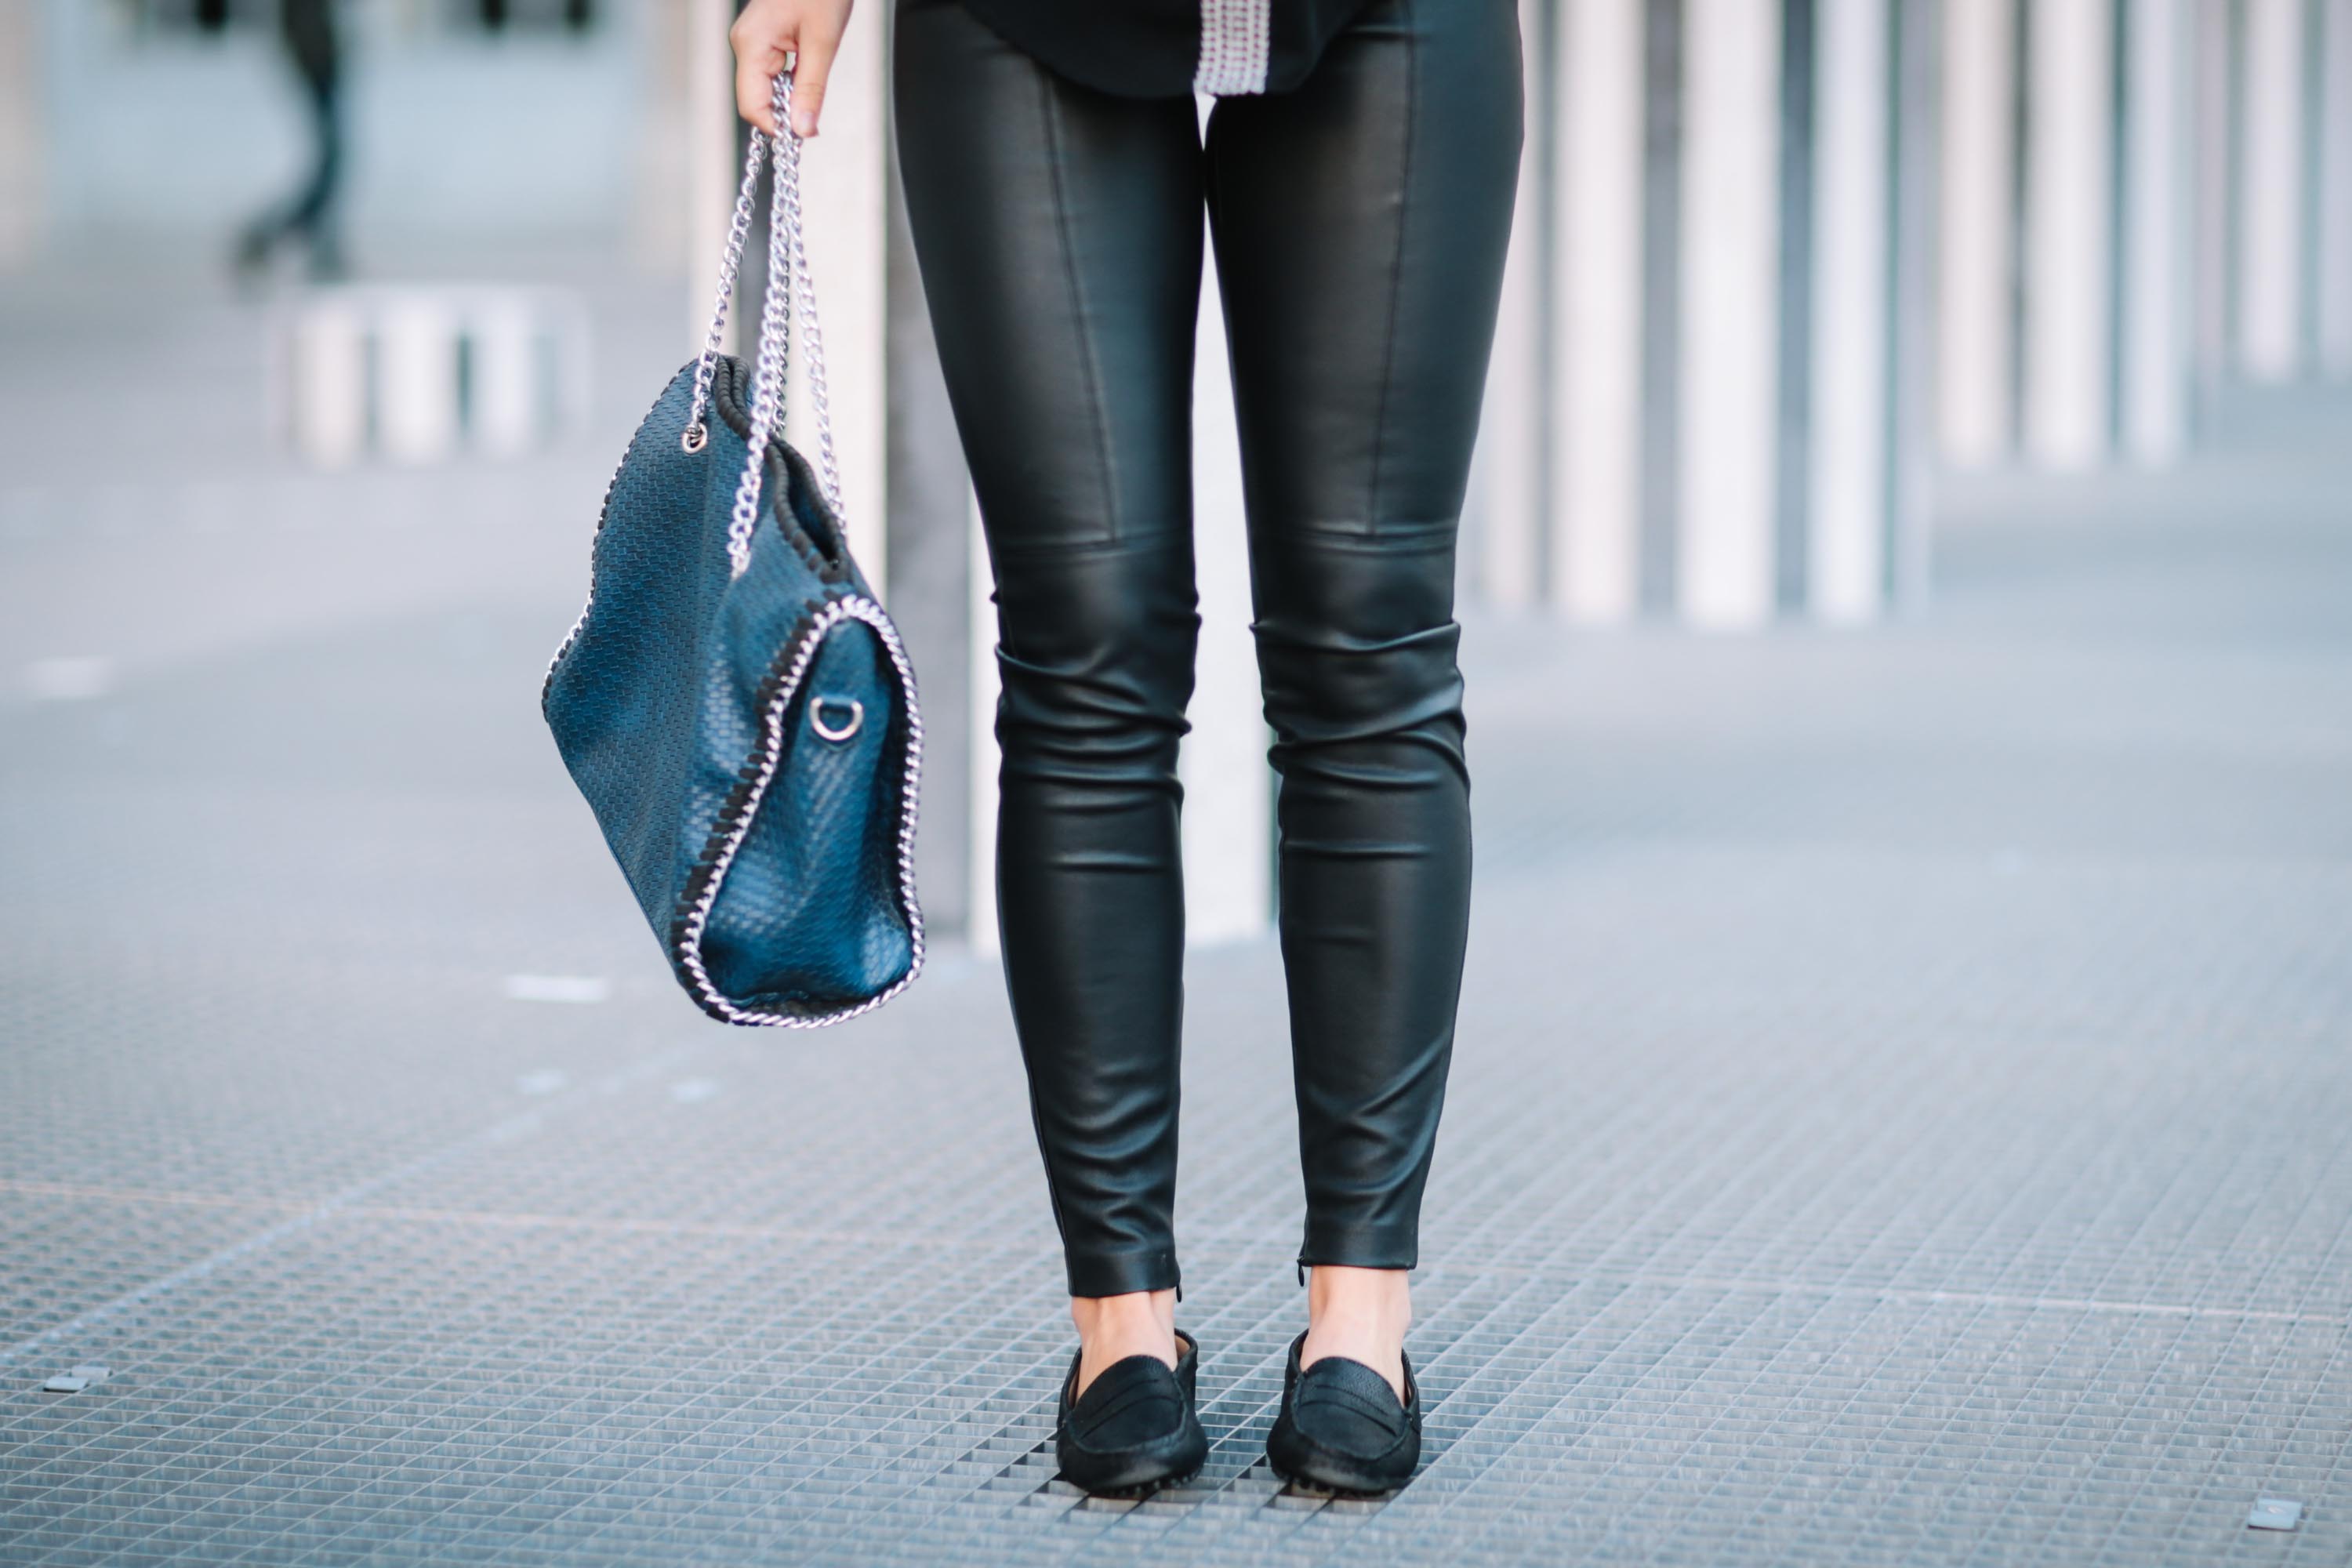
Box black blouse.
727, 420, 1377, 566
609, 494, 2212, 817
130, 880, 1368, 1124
955, 0, 1378, 99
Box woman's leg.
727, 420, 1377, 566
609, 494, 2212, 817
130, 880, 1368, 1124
891, 0, 1204, 1375
1203, 0, 1524, 1384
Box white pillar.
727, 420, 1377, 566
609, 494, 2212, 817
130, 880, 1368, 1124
290, 298, 368, 470
2122, 0, 2192, 463
966, 483, 1000, 958
470, 295, 542, 458
379, 294, 463, 466
2239, 0, 2308, 381
792, 11, 891, 590
1181, 96, 1274, 946
1550, 0, 1645, 622
1809, 0, 1891, 622
2192, 0, 2234, 410
1473, 0, 1550, 610
2024, 0, 2114, 469
688, 0, 739, 353
2319, 0, 2352, 376
1938, 0, 2018, 467
1679, 0, 1780, 628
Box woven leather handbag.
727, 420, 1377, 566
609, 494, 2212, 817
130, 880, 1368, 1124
543, 72, 924, 1027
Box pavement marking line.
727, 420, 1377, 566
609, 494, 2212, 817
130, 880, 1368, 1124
0, 1041, 708, 1370
1461, 1266, 2347, 1326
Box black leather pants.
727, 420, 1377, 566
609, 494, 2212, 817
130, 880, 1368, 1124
893, 0, 1523, 1298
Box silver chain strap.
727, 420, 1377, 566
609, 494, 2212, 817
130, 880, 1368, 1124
681, 71, 844, 579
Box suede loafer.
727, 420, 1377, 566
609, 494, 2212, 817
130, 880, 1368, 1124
1054, 1326, 1207, 1496
1265, 1327, 1421, 1494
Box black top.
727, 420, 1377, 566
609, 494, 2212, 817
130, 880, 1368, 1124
956, 0, 1377, 99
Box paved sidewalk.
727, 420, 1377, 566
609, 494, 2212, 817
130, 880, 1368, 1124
2, 269, 2349, 1563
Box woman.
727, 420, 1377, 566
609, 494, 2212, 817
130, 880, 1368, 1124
729, 0, 1521, 1497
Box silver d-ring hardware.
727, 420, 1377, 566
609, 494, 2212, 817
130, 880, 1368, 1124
681, 423, 709, 454
810, 696, 863, 742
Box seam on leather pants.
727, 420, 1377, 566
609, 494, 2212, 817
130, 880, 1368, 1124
1363, 0, 1419, 539
1038, 72, 1123, 545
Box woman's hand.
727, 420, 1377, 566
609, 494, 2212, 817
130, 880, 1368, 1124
731, 0, 857, 139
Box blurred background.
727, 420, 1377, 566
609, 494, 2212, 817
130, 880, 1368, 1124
5, 0, 2347, 941
4, 2, 2351, 1563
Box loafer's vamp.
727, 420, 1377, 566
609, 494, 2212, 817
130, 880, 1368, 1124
1288, 1356, 1411, 1459
1063, 1355, 1187, 1454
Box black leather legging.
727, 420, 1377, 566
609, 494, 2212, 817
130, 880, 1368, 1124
893, 0, 1523, 1298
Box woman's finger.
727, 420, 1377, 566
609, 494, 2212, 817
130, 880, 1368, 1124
789, 21, 842, 137
730, 9, 787, 133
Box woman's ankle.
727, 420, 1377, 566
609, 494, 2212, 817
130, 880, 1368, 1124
1301, 1265, 1412, 1399
1069, 1289, 1179, 1396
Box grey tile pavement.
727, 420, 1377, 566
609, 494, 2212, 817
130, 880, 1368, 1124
2, 273, 2349, 1563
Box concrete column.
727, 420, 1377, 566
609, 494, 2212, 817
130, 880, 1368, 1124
1679, 0, 1781, 628
1472, 0, 1551, 610
0, 0, 41, 267
2122, 0, 2193, 463
1886, 0, 1944, 612
2320, 0, 2352, 376
2191, 0, 2234, 419
688, 0, 739, 353
1808, 0, 1890, 622
2238, 0, 2307, 380
1551, 0, 1646, 622
2023, 0, 2114, 469
965, 484, 1000, 958
791, 12, 892, 590
1938, 0, 2018, 467
1181, 96, 1275, 946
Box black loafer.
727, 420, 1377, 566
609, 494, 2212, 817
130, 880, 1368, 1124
1054, 1326, 1207, 1496
1265, 1328, 1421, 1494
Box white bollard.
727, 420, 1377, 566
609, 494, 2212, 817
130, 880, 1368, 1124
1550, 0, 1644, 622
2122, 0, 2191, 465
1809, 0, 1892, 623
470, 296, 542, 459
1938, 0, 2018, 468
290, 297, 368, 470
1679, 0, 1780, 629
378, 293, 462, 466
2024, 0, 2114, 470
2238, 0, 2307, 382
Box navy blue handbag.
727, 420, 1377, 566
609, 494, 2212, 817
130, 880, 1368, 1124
544, 74, 924, 1026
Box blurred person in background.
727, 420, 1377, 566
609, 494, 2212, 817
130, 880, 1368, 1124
234, 0, 346, 283
733, 0, 1521, 1501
